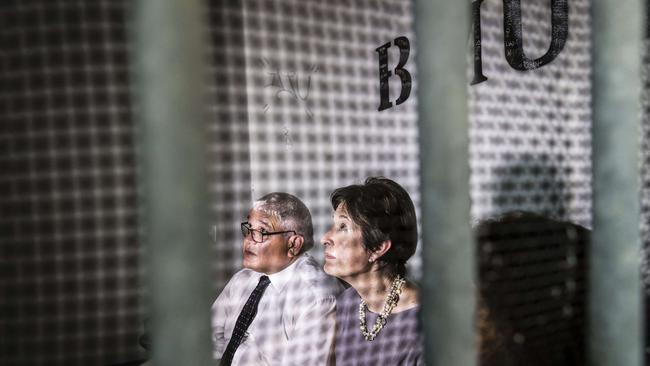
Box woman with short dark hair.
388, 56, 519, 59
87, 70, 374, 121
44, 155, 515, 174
321, 177, 423, 366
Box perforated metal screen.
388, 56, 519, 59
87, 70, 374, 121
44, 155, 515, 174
1, 0, 644, 365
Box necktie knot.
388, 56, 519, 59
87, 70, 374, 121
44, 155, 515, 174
258, 275, 270, 287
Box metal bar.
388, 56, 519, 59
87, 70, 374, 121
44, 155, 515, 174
133, 0, 213, 365
414, 2, 476, 366
590, 0, 643, 365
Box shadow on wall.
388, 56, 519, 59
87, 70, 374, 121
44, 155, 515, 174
475, 211, 589, 366
477, 151, 589, 226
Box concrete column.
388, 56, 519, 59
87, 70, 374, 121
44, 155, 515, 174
414, 1, 476, 365
133, 0, 213, 365
590, 0, 643, 365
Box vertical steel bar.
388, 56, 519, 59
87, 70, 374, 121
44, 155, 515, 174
414, 2, 476, 366
590, 0, 643, 365
133, 0, 213, 365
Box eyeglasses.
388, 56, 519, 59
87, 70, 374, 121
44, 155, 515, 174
240, 222, 296, 243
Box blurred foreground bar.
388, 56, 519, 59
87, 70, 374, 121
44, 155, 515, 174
414, 1, 476, 366
133, 0, 213, 365
590, 0, 643, 365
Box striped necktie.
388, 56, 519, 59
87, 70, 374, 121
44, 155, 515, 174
220, 275, 271, 366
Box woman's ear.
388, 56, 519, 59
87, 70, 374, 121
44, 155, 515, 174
287, 235, 304, 258
369, 240, 392, 262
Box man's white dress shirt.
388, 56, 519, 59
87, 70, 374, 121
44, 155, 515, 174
212, 253, 343, 365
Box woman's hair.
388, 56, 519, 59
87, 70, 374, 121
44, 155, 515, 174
331, 177, 417, 277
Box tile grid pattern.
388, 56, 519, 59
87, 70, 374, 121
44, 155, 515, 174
0, 2, 142, 365
469, 0, 592, 227
240, 0, 422, 276
0, 0, 601, 365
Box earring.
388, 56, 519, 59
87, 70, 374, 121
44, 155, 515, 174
368, 257, 374, 263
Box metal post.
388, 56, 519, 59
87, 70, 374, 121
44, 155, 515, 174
414, 2, 476, 366
133, 0, 213, 365
590, 0, 643, 365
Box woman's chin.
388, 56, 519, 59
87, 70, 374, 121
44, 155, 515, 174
323, 262, 337, 276
325, 263, 350, 280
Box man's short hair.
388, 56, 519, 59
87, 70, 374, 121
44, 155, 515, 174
253, 192, 314, 252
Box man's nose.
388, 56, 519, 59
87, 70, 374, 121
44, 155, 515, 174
243, 232, 255, 244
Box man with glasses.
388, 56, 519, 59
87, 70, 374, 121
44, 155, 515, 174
211, 192, 343, 366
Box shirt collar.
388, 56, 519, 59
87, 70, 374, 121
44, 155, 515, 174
266, 254, 305, 292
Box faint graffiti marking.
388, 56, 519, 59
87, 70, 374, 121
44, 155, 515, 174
261, 57, 317, 119
282, 126, 293, 150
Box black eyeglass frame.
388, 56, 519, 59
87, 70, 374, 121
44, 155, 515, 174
240, 222, 297, 243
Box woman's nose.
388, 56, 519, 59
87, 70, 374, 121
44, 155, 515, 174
321, 231, 332, 246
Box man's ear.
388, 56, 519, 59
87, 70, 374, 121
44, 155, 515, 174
370, 240, 392, 262
287, 235, 304, 258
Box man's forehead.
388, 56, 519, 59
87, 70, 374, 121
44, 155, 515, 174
247, 208, 279, 227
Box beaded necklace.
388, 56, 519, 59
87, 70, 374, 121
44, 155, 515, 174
358, 275, 405, 341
